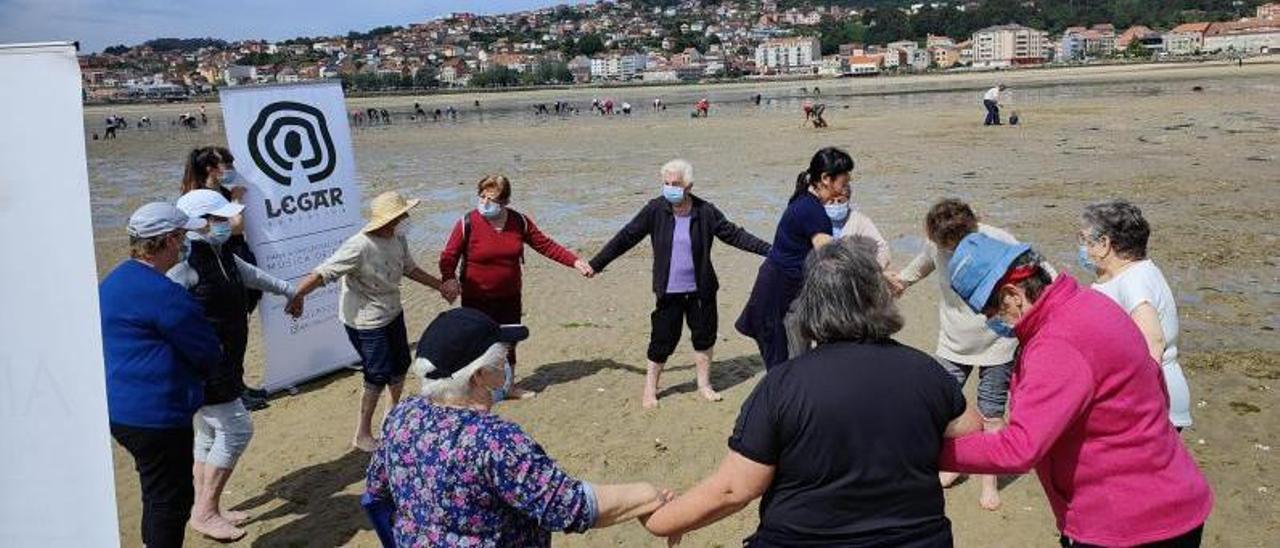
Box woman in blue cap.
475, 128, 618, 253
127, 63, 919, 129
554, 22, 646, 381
941, 233, 1212, 547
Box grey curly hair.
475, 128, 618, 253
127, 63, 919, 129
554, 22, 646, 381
794, 236, 903, 344
1082, 200, 1150, 260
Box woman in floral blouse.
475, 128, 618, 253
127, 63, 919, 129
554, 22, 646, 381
364, 308, 672, 547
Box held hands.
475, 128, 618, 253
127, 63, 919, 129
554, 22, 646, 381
885, 271, 907, 298
441, 279, 461, 304
574, 259, 596, 278
285, 294, 305, 318
658, 489, 681, 546
638, 487, 681, 546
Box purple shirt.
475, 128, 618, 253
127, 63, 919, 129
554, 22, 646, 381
365, 398, 596, 547
666, 214, 697, 294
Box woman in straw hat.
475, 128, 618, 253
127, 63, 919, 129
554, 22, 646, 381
290, 191, 450, 452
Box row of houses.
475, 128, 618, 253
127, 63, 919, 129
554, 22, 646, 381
752, 3, 1280, 77
81, 2, 1280, 97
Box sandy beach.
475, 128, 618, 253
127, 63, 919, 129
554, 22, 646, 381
89, 60, 1279, 547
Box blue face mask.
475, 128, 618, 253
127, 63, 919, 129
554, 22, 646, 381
662, 184, 685, 204
1077, 245, 1099, 273
207, 222, 232, 246
986, 317, 1016, 338
490, 360, 514, 403
825, 202, 850, 223
478, 199, 503, 219
220, 169, 238, 187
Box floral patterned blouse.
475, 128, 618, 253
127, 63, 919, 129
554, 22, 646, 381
365, 397, 597, 547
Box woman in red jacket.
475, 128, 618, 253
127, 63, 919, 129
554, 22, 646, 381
439, 175, 594, 399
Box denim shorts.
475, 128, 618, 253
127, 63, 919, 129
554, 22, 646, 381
193, 399, 254, 469
345, 313, 412, 388
937, 358, 1013, 419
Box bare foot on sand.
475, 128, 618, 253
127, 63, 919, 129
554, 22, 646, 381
642, 369, 661, 408
642, 386, 660, 409
221, 509, 249, 524
353, 436, 380, 453
939, 471, 963, 488
979, 475, 1002, 510
698, 386, 723, 402
189, 514, 246, 542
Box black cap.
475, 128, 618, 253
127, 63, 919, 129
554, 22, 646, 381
416, 308, 529, 379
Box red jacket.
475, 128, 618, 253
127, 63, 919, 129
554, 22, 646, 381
940, 275, 1212, 545
439, 209, 578, 301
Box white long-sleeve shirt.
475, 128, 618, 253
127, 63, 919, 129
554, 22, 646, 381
167, 251, 294, 298
983, 87, 1001, 103
898, 224, 1017, 366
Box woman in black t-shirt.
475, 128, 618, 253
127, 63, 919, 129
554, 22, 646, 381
646, 237, 982, 547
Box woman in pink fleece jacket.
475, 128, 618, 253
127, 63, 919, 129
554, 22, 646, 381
942, 233, 1212, 547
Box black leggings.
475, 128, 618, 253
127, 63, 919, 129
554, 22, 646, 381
1060, 524, 1203, 548
111, 423, 195, 548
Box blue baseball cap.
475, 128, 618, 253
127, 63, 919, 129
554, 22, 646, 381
948, 233, 1031, 314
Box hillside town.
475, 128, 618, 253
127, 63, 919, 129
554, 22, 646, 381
79, 0, 1280, 101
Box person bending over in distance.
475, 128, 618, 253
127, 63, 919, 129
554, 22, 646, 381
1078, 199, 1193, 430
438, 175, 594, 400
645, 237, 982, 546
289, 191, 450, 452
589, 159, 771, 408
362, 308, 674, 547
941, 233, 1212, 547
982, 83, 1007, 126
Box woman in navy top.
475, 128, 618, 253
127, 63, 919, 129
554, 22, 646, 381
735, 147, 853, 368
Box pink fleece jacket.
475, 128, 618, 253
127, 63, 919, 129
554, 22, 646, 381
940, 275, 1212, 546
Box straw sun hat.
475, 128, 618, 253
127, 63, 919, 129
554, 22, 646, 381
363, 191, 421, 233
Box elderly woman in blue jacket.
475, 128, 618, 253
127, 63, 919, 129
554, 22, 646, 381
100, 202, 224, 548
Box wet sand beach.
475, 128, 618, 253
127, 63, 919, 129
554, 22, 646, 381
90, 60, 1280, 547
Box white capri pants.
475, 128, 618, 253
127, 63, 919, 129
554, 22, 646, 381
193, 399, 255, 469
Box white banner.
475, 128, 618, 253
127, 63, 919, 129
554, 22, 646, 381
220, 81, 361, 391
0, 42, 120, 547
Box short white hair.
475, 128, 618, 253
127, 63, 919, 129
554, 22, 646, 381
660, 159, 693, 184
415, 343, 507, 400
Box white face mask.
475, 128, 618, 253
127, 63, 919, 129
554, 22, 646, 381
394, 219, 411, 237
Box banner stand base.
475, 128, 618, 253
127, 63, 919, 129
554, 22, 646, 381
262, 360, 362, 397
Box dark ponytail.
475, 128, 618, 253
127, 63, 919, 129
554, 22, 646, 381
790, 146, 855, 203
180, 146, 222, 194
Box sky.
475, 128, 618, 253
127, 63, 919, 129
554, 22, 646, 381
0, 0, 579, 54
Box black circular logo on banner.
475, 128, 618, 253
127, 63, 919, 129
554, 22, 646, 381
247, 101, 337, 186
